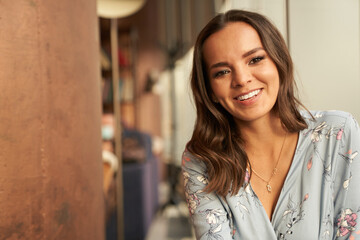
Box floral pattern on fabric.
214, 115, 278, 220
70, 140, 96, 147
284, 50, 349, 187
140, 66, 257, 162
278, 194, 309, 239
182, 111, 360, 240
321, 210, 333, 239
199, 209, 227, 240
336, 208, 360, 238
303, 120, 345, 182
234, 170, 261, 219
183, 170, 211, 215
338, 149, 359, 192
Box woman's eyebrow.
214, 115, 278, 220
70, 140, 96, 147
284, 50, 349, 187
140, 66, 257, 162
209, 61, 230, 70
209, 47, 264, 70
242, 47, 264, 58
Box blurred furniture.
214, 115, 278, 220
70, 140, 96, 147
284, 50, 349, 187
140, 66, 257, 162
106, 129, 159, 240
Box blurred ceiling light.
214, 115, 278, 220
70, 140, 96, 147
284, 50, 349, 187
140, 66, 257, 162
97, 0, 146, 18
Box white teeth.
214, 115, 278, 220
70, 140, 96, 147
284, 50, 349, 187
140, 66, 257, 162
237, 89, 260, 101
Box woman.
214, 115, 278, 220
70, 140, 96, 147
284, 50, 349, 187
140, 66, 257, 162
182, 10, 360, 239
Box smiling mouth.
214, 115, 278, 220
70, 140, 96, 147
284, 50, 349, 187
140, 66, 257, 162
236, 89, 261, 101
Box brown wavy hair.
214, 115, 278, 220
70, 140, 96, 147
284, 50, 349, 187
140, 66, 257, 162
186, 10, 309, 198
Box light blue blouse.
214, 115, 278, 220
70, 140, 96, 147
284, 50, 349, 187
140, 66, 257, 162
182, 111, 360, 239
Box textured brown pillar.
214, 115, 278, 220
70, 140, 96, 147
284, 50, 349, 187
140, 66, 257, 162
0, 1, 104, 239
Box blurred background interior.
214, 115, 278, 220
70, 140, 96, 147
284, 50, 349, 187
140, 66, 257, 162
100, 1, 360, 239
1, 0, 359, 239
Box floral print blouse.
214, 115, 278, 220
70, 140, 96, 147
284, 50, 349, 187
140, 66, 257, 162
182, 111, 360, 239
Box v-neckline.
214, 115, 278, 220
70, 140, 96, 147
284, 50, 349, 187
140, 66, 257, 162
248, 130, 303, 223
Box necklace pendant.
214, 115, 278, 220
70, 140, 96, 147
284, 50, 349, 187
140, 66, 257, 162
266, 184, 272, 192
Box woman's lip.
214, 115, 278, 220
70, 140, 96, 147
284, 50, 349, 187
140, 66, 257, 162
234, 88, 263, 105
233, 88, 262, 100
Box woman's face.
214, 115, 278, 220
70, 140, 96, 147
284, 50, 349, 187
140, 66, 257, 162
203, 22, 280, 124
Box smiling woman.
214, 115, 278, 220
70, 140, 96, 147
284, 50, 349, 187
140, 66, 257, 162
182, 10, 360, 240
203, 22, 280, 123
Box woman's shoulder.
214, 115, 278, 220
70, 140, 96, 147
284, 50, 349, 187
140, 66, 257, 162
299, 110, 359, 151
302, 110, 357, 130
182, 148, 208, 174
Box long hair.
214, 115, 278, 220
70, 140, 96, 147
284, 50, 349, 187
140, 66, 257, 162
186, 10, 309, 198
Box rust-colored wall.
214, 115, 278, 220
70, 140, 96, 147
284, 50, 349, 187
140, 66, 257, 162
0, 0, 104, 239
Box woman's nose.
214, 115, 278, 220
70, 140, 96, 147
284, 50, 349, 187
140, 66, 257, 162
231, 67, 252, 88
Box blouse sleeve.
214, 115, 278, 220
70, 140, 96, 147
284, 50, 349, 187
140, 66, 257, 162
181, 150, 233, 240
333, 114, 360, 239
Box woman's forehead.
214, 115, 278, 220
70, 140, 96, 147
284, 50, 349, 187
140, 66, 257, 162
202, 22, 263, 65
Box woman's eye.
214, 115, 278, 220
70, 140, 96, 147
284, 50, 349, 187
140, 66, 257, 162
213, 69, 230, 78
249, 56, 264, 65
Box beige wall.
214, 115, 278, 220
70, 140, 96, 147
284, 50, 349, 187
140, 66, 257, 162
289, 0, 360, 121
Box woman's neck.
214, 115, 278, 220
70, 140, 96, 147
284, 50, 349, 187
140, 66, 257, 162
235, 112, 287, 156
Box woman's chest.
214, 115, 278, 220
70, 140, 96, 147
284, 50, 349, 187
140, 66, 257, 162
227, 160, 335, 240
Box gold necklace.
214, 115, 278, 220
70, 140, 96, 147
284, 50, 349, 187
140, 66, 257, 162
251, 131, 287, 193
